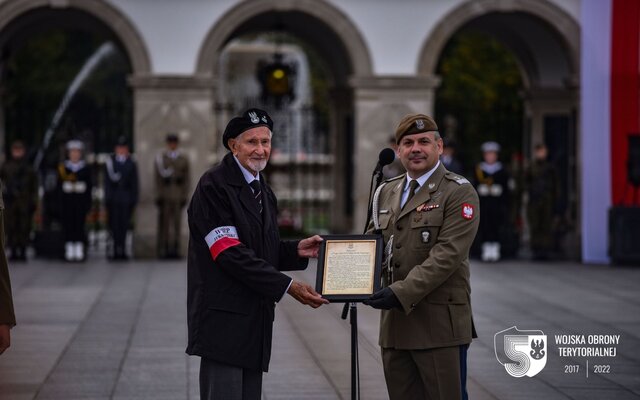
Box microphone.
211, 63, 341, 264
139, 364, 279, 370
375, 148, 396, 172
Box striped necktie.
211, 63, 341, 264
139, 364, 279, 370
249, 180, 263, 214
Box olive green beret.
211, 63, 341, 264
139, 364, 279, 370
395, 114, 439, 144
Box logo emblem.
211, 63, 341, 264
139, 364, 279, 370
494, 326, 547, 377
421, 230, 430, 243
416, 119, 425, 130
462, 203, 474, 220
261, 115, 268, 123
248, 111, 259, 124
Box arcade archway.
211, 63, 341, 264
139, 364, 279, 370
419, 0, 580, 258
197, 0, 373, 233
0, 0, 151, 254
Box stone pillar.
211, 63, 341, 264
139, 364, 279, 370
129, 74, 216, 258
328, 86, 353, 233
350, 76, 440, 232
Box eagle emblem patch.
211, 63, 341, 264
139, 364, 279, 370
462, 203, 474, 220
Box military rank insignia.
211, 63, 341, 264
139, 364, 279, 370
462, 203, 475, 220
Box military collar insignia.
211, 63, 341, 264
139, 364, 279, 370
416, 119, 425, 130
428, 183, 436, 189
249, 111, 260, 124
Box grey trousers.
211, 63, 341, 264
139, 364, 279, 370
199, 358, 262, 400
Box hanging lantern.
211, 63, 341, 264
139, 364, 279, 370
257, 53, 297, 107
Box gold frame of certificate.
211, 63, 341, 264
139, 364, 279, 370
315, 234, 383, 302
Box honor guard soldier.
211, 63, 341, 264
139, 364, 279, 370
0, 190, 17, 355
525, 144, 559, 260
155, 133, 190, 258
0, 141, 38, 261
363, 114, 480, 400
186, 108, 328, 400
473, 141, 511, 261
58, 140, 93, 262
104, 136, 139, 260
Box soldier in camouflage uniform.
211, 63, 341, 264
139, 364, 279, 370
525, 144, 559, 260
0, 141, 38, 261
364, 114, 480, 400
155, 134, 190, 258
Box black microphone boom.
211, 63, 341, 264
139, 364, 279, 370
343, 146, 396, 400
376, 148, 396, 170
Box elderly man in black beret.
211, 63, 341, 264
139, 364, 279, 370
186, 108, 328, 400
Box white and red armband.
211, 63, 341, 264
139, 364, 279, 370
205, 226, 241, 260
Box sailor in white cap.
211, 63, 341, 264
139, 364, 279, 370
473, 141, 511, 262
58, 140, 93, 261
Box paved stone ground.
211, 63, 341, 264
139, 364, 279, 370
0, 255, 639, 400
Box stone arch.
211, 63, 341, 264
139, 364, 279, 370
416, 0, 579, 80
195, 0, 373, 80
417, 0, 582, 259
0, 0, 152, 74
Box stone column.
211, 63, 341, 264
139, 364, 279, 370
350, 76, 440, 232
328, 86, 353, 233
129, 74, 216, 258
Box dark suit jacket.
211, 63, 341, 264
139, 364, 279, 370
0, 190, 16, 327
186, 153, 307, 372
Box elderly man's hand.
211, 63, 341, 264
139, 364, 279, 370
297, 235, 323, 258
287, 281, 329, 308
0, 324, 11, 355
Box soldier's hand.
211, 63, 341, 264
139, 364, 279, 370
297, 235, 323, 258
0, 324, 11, 355
287, 280, 329, 308
363, 287, 402, 310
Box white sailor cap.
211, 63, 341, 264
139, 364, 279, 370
66, 140, 84, 151
481, 141, 500, 153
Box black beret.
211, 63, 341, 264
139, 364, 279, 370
223, 108, 274, 150
166, 133, 179, 143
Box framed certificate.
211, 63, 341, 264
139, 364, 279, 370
315, 234, 383, 302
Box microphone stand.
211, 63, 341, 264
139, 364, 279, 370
341, 163, 385, 400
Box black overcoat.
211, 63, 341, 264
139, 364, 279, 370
186, 153, 307, 372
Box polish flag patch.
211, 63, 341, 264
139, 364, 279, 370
462, 203, 474, 220
205, 226, 241, 260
